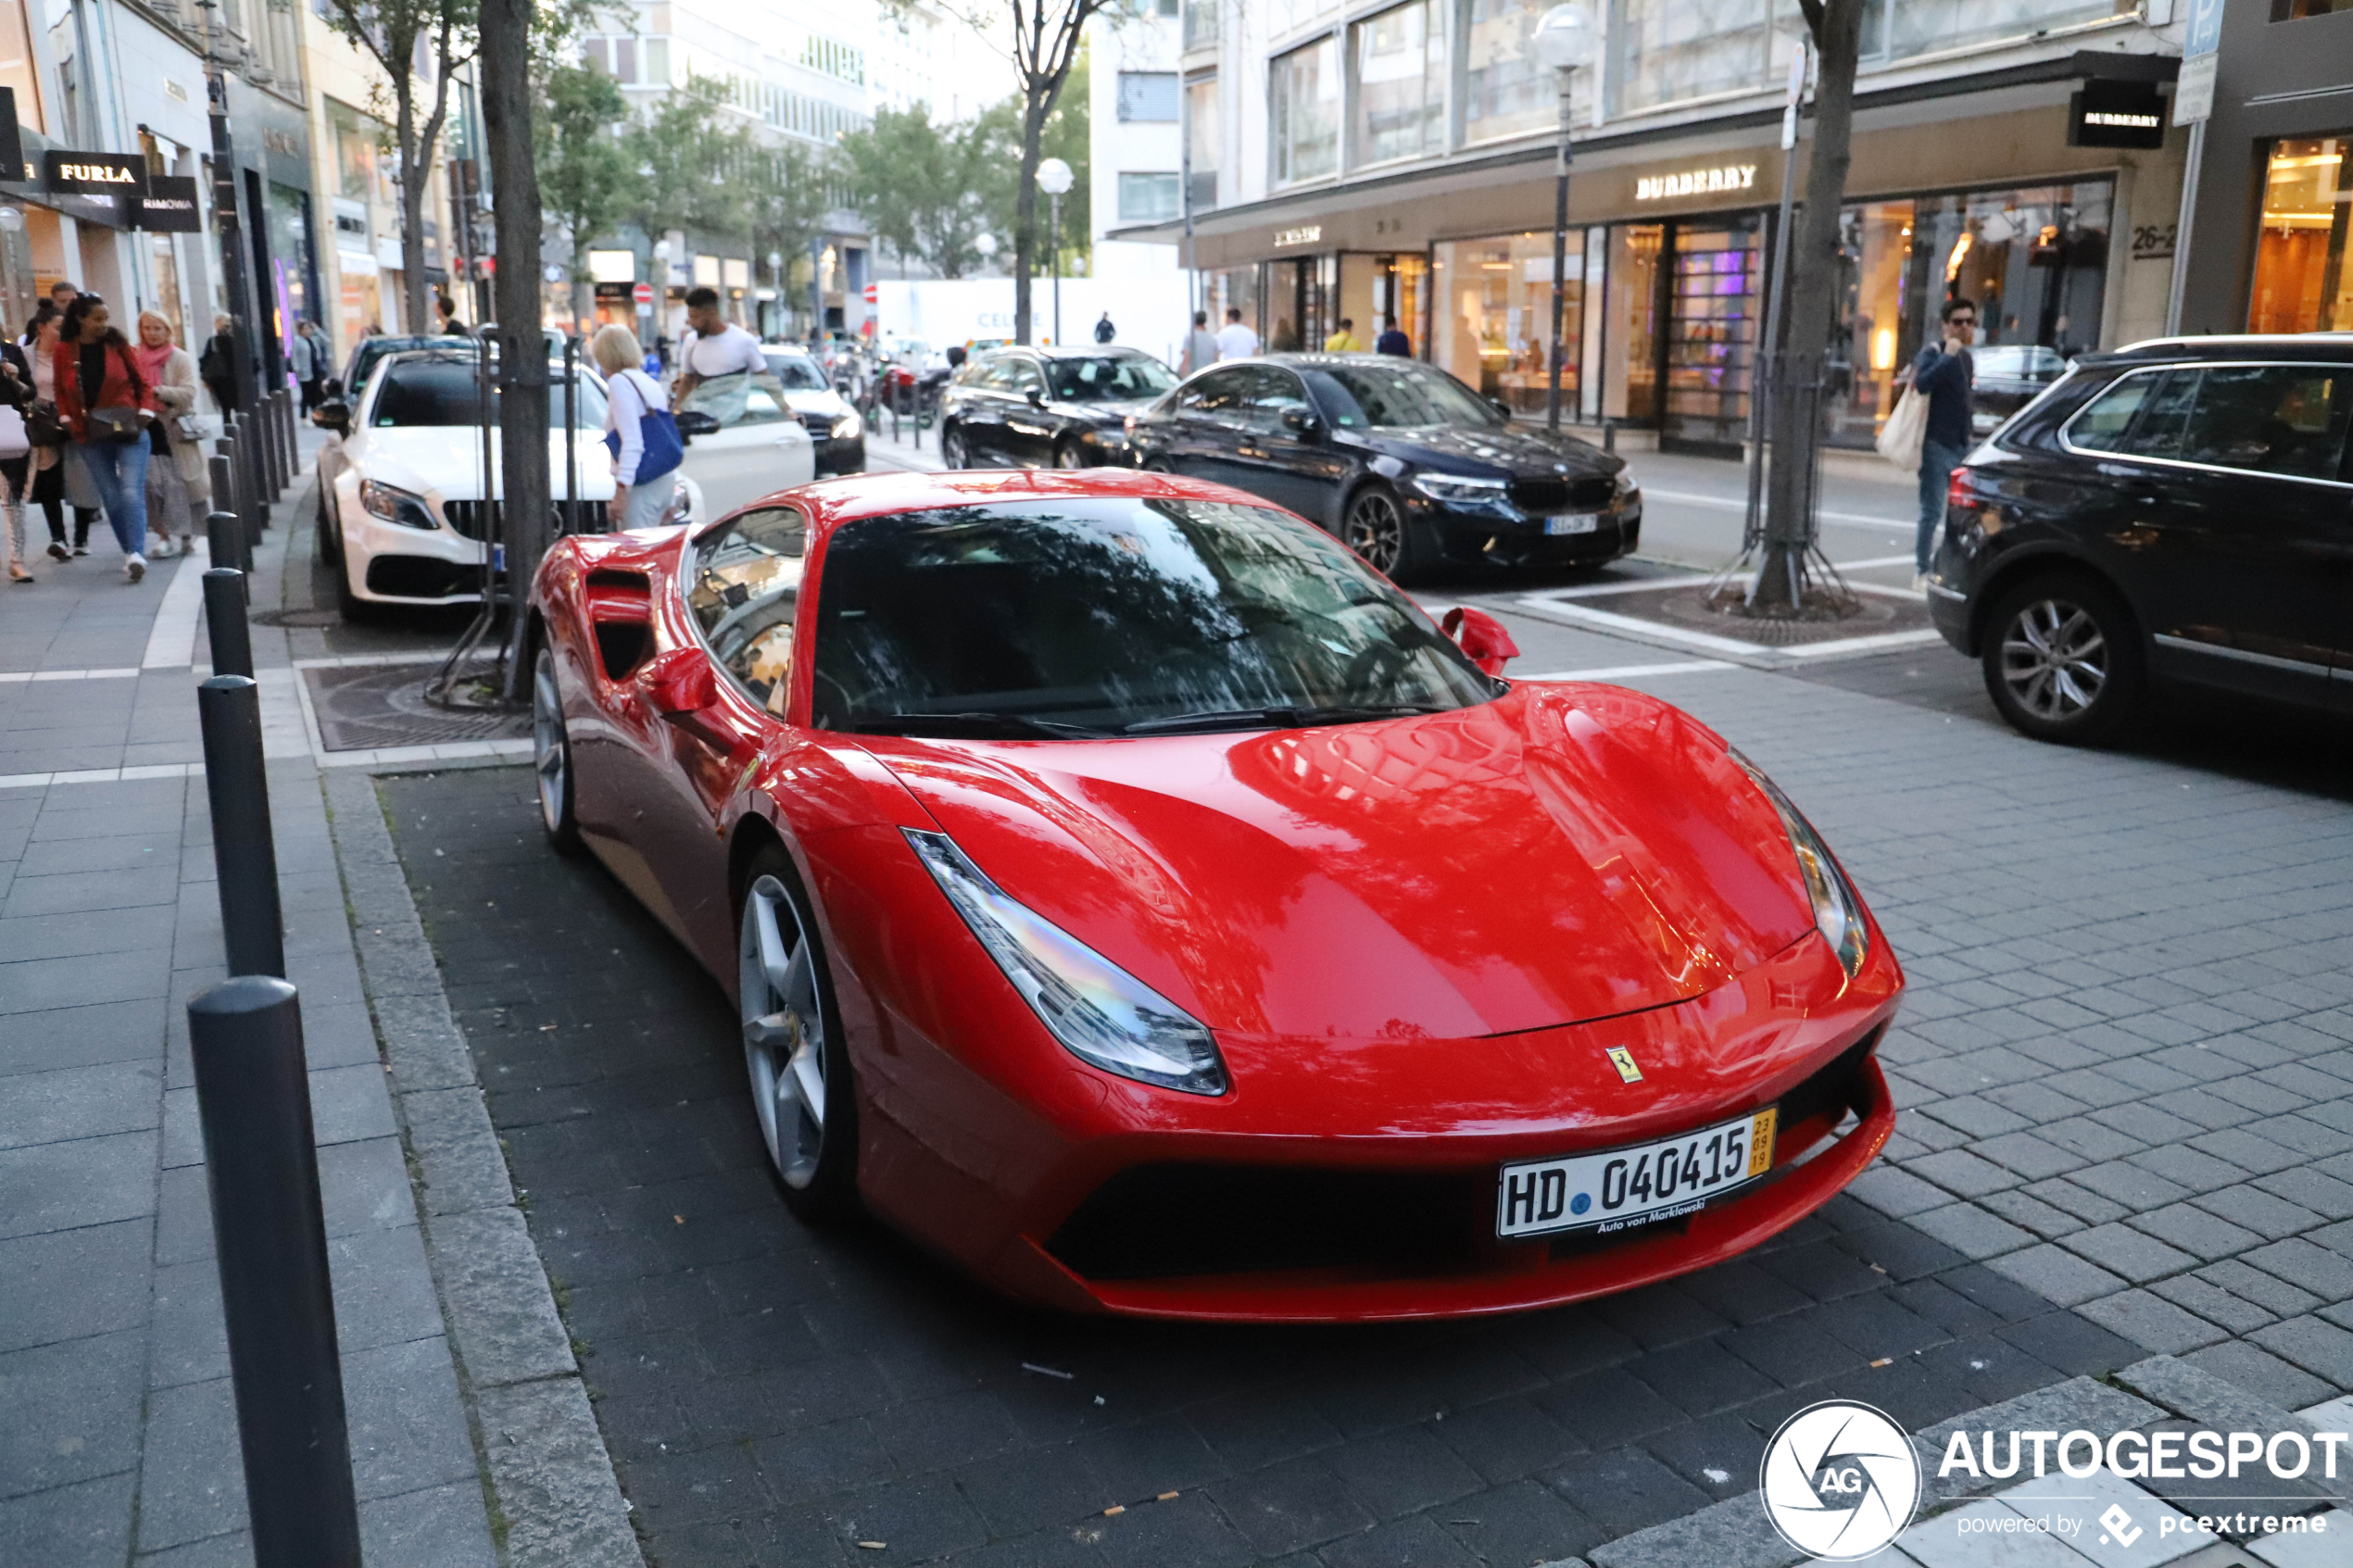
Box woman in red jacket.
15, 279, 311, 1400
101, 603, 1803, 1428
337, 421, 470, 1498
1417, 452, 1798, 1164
55, 293, 157, 583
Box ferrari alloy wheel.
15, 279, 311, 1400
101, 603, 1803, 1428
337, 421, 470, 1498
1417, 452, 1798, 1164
738, 853, 857, 1216
532, 648, 581, 853
1982, 574, 2143, 746
941, 424, 968, 470
1342, 484, 1432, 583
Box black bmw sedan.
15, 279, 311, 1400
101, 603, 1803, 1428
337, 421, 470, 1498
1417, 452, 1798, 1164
939, 346, 1178, 472
1930, 332, 2353, 744
1124, 354, 1638, 582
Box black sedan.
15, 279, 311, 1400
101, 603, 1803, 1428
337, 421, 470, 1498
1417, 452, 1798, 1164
939, 346, 1177, 472
1929, 332, 2353, 744
1125, 355, 1638, 582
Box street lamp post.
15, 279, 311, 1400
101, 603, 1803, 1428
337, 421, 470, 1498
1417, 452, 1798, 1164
1533, 4, 1595, 434
1037, 157, 1074, 346
767, 249, 784, 338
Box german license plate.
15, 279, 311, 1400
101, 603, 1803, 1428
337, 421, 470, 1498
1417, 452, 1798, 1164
1497, 1107, 1778, 1239
1544, 513, 1601, 535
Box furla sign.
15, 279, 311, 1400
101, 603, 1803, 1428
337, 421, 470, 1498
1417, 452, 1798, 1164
44, 152, 146, 196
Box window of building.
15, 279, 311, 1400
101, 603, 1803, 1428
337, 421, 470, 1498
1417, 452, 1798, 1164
613, 37, 637, 82
1117, 71, 1180, 120
2272, 0, 2353, 15
1461, 0, 1556, 144
1430, 232, 1583, 414
1881, 0, 2123, 60
580, 36, 608, 72
1183, 0, 1219, 48
1186, 73, 1218, 208
1270, 36, 1340, 185
1615, 0, 1772, 116
1352, 0, 1443, 166
1118, 171, 1181, 223
2251, 134, 2353, 333
644, 37, 670, 85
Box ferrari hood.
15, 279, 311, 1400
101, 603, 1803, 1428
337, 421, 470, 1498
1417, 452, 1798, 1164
868, 685, 1817, 1040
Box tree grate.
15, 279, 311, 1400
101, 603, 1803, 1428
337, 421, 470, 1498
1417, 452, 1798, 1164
305, 664, 531, 751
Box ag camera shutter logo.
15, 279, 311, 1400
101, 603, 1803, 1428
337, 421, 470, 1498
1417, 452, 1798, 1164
1759, 1400, 1921, 1560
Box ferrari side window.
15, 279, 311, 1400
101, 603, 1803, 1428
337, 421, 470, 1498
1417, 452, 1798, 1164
687, 506, 807, 714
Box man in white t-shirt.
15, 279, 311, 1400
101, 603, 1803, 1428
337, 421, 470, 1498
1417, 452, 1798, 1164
672, 285, 769, 409
1214, 307, 1259, 361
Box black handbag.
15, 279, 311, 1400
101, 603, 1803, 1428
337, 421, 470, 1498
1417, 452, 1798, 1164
87, 408, 143, 445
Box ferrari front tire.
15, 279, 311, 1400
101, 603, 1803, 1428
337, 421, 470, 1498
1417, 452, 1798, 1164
738, 847, 859, 1220
532, 647, 581, 854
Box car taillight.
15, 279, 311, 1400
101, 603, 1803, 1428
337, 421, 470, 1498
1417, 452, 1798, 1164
1946, 468, 1992, 509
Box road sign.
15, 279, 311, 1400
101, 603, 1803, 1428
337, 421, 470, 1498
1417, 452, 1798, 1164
2174, 0, 2222, 125
862, 282, 878, 304
632, 282, 654, 305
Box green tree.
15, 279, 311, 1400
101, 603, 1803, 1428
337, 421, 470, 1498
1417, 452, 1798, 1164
746, 139, 836, 333
538, 62, 640, 330
320, 0, 477, 332
837, 104, 1011, 281
626, 76, 749, 256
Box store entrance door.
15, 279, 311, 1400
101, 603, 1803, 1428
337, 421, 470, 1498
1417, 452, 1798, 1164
1267, 255, 1332, 351
1339, 254, 1429, 356
1660, 214, 1764, 455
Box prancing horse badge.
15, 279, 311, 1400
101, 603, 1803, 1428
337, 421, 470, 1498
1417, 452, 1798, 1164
1605, 1047, 1642, 1084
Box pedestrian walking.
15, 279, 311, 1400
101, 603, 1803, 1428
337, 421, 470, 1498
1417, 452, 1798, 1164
1375, 316, 1410, 356
1180, 310, 1218, 374
24, 303, 100, 559
1214, 307, 1258, 361
437, 295, 469, 335
671, 286, 768, 417
591, 325, 684, 533
290, 320, 324, 412
1092, 311, 1116, 345
134, 311, 205, 559
54, 293, 157, 583
199, 314, 240, 414
1910, 296, 1977, 589
0, 337, 32, 583
1323, 318, 1364, 353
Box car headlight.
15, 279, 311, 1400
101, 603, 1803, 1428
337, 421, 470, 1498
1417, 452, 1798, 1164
1614, 470, 1639, 503
1409, 472, 1510, 505
1730, 752, 1869, 978
830, 410, 862, 439
904, 829, 1227, 1095
359, 479, 435, 530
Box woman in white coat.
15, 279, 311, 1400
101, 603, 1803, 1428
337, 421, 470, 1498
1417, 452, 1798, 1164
133, 312, 207, 557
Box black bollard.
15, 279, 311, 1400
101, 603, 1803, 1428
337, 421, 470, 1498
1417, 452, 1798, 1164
203, 570, 253, 678
207, 508, 244, 577
197, 675, 284, 979
187, 976, 362, 1568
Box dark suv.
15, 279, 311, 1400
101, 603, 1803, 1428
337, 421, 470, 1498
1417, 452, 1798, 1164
1929, 334, 2353, 743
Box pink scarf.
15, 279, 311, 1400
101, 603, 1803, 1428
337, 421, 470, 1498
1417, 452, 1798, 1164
133, 339, 174, 387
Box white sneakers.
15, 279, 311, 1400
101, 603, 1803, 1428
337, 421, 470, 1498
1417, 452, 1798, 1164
1911, 572, 1929, 592
124, 554, 145, 583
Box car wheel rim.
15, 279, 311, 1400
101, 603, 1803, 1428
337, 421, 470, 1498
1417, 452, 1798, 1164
532, 656, 565, 833
1346, 492, 1403, 574
1055, 445, 1081, 469
1999, 597, 2107, 721
739, 873, 825, 1188
943, 429, 964, 469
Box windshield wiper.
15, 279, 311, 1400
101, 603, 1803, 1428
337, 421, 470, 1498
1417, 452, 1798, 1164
1122, 703, 1448, 735
852, 710, 1112, 739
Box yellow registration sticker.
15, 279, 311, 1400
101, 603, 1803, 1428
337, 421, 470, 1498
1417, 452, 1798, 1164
1747, 1108, 1778, 1177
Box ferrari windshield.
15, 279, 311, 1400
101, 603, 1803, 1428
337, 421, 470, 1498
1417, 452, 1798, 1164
1045, 355, 1177, 402
812, 498, 1496, 736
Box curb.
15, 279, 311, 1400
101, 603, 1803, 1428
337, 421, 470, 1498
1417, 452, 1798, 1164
321, 765, 644, 1568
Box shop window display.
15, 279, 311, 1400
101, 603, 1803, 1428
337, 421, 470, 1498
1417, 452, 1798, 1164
1431, 235, 1583, 414
1662, 218, 1762, 448
2250, 135, 2353, 334
1604, 224, 1664, 423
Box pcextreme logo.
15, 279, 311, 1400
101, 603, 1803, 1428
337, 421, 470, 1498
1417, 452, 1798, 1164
1759, 1400, 1921, 1561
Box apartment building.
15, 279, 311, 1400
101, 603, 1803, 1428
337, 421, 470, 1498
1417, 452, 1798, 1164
1089, 2, 1185, 285
1132, 0, 2193, 453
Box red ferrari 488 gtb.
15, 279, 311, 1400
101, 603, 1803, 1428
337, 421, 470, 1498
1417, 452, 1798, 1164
527, 469, 1902, 1322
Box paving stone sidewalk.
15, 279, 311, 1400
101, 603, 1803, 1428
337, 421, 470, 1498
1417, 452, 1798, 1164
0, 442, 503, 1565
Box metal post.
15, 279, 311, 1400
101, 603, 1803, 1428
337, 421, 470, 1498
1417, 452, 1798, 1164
562, 335, 578, 532
203, 570, 253, 678
1050, 192, 1062, 347
249, 398, 275, 502
1743, 44, 1807, 552
187, 975, 362, 1568
207, 508, 245, 578
196, 675, 284, 979
282, 391, 299, 483
242, 420, 268, 537
1545, 71, 1572, 434
267, 390, 288, 495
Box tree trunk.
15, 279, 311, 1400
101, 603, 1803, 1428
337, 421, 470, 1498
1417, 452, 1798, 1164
1012, 94, 1046, 345
484, 0, 550, 700
396, 82, 432, 334
1752, 0, 1864, 612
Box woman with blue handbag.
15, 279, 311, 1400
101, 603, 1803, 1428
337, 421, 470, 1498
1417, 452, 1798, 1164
592, 325, 685, 531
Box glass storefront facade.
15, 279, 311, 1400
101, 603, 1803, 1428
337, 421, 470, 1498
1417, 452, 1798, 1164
1431, 232, 1584, 415
2249, 134, 2353, 333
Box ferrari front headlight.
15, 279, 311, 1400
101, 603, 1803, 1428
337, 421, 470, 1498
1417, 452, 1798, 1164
904, 829, 1227, 1095
1730, 752, 1869, 978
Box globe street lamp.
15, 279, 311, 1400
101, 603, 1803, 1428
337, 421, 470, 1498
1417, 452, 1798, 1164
1037, 157, 1075, 345
1532, 3, 1595, 433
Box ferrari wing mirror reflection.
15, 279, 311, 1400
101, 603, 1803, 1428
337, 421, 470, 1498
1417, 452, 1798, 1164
1441, 606, 1520, 677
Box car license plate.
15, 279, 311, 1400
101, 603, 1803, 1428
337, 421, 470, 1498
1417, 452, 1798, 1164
1544, 513, 1601, 535
1497, 1107, 1778, 1239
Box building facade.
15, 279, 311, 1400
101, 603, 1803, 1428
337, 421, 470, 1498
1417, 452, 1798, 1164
2172, 0, 2353, 337
1133, 0, 2194, 452
1089, 2, 1186, 285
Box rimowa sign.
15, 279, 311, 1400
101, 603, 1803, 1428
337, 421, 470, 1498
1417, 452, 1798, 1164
44, 152, 146, 196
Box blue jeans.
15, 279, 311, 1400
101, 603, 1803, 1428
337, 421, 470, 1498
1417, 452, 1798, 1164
75, 439, 150, 557
1916, 438, 1965, 574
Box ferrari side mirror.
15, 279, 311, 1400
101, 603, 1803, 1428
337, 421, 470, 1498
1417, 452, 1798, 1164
643, 646, 718, 717
1441, 606, 1520, 677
